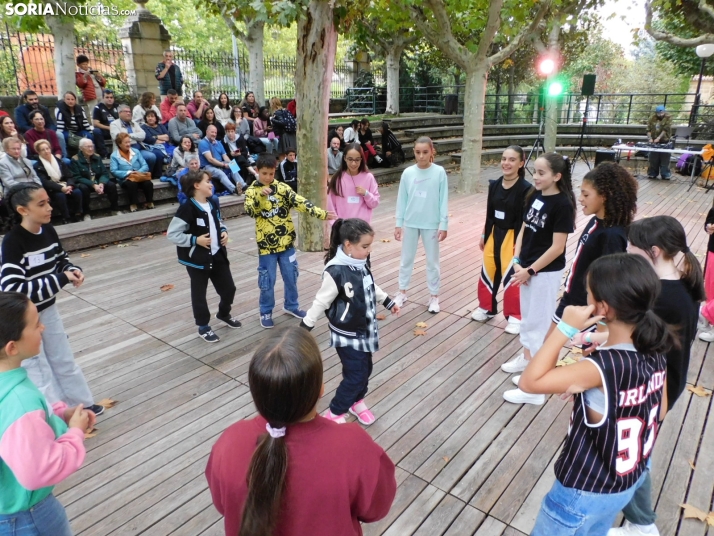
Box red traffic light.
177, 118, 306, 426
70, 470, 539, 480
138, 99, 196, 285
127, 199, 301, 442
537, 57, 556, 76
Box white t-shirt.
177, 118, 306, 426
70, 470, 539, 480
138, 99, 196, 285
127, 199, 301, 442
198, 201, 220, 255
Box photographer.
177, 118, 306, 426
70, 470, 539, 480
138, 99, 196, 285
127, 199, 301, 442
646, 105, 672, 180
75, 55, 106, 115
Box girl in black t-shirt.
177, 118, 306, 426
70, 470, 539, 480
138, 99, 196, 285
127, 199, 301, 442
501, 153, 575, 406
472, 146, 533, 335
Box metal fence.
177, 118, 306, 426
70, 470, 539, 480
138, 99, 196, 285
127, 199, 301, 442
263, 56, 362, 99
171, 48, 247, 101
0, 28, 128, 97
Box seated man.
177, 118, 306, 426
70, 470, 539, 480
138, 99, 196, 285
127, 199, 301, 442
24, 111, 70, 165
92, 89, 119, 158
71, 138, 121, 215
186, 90, 210, 121
160, 89, 181, 125
14, 90, 66, 156
167, 104, 202, 146
327, 136, 343, 175
109, 104, 164, 180
198, 124, 246, 195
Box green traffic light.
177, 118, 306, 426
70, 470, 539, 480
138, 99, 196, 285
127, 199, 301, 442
548, 81, 564, 96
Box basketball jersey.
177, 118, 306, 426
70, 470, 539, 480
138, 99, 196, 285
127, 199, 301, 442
554, 345, 667, 494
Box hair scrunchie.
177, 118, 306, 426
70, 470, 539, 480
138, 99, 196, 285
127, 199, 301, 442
266, 423, 286, 439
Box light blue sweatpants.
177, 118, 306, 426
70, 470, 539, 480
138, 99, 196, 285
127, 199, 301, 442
399, 226, 441, 295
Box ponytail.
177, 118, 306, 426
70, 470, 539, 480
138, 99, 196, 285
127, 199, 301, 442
588, 254, 676, 356
5, 182, 42, 226
324, 218, 374, 264
628, 216, 705, 302
540, 153, 576, 210
325, 219, 344, 264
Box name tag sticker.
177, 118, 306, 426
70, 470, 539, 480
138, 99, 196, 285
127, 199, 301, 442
495, 210, 505, 220
415, 190, 427, 198
532, 199, 544, 210
348, 196, 361, 204
196, 218, 206, 227
289, 253, 297, 263
27, 254, 44, 268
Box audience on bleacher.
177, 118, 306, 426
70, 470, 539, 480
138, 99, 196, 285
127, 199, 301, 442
132, 92, 162, 126
358, 119, 382, 165
71, 138, 121, 215
0, 100, 6, 118
187, 90, 210, 121
253, 106, 278, 154
110, 132, 154, 213
75, 55, 106, 114
327, 125, 345, 151
197, 107, 225, 140
0, 137, 41, 190
343, 119, 359, 144
222, 122, 258, 184
198, 124, 245, 195
270, 97, 297, 155
167, 136, 198, 178
142, 109, 175, 161
0, 117, 28, 159
33, 140, 87, 223
168, 104, 202, 146
379, 121, 405, 168
14, 91, 57, 136
55, 91, 94, 154
91, 89, 119, 158
327, 136, 343, 175
155, 50, 184, 100
214, 93, 232, 126
24, 111, 69, 164
160, 89, 181, 124
110, 105, 164, 180
238, 91, 260, 132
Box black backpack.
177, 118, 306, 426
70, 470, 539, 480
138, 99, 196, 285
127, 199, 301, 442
274, 109, 297, 133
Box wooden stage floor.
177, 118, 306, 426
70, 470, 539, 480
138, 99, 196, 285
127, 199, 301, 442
53, 163, 714, 535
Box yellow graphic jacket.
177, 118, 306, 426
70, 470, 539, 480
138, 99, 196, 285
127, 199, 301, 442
245, 181, 328, 255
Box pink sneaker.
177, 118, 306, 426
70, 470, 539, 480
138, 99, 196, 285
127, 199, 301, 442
322, 409, 347, 424
349, 399, 376, 425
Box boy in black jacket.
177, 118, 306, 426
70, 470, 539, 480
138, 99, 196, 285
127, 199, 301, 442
167, 170, 241, 343
276, 149, 298, 191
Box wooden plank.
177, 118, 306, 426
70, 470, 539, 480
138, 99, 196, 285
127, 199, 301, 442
382, 485, 446, 536
473, 515, 507, 535
442, 504, 486, 536
412, 494, 467, 536
363, 475, 429, 536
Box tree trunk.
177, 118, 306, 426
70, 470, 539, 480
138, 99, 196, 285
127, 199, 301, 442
459, 64, 489, 193
295, 0, 337, 252
507, 63, 515, 123
47, 16, 75, 98
385, 44, 404, 115
245, 19, 265, 106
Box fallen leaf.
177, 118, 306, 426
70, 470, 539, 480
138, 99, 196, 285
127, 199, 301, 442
442, 456, 449, 463
148, 235, 154, 239
117, 244, 128, 248
80, 253, 91, 258
556, 356, 578, 367
645, 201, 653, 205
680, 503, 708, 522
160, 284, 175, 292
687, 385, 711, 397
85, 427, 98, 439
131, 236, 143, 241
99, 245, 108, 249
416, 321, 428, 328
688, 459, 696, 470
95, 398, 117, 409
706, 512, 714, 527
414, 328, 427, 336
381, 238, 390, 242
376, 313, 387, 320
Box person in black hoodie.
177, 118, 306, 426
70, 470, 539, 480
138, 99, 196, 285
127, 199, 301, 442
301, 218, 399, 425
55, 91, 93, 154
167, 170, 241, 344
378, 122, 404, 168
276, 149, 298, 191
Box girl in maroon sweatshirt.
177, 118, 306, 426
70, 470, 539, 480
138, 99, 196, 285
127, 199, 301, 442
205, 326, 396, 536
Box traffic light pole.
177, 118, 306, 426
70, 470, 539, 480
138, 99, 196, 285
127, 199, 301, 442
571, 96, 592, 172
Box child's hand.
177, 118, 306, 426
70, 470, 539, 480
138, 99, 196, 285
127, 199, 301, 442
479, 235, 485, 251
394, 227, 402, 241
390, 304, 400, 315
68, 404, 89, 432
72, 270, 85, 288
561, 304, 604, 332
438, 230, 448, 242
220, 232, 228, 246
355, 186, 367, 196
512, 265, 530, 286
197, 234, 211, 248
65, 270, 82, 286
261, 186, 272, 196
326, 211, 338, 220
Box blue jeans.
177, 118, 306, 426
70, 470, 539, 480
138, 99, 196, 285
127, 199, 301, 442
532, 472, 647, 535
330, 346, 373, 415
0, 494, 72, 536
647, 151, 671, 179
258, 248, 299, 315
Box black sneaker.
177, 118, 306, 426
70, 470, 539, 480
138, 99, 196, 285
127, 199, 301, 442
85, 404, 105, 416
199, 327, 220, 343
216, 314, 242, 328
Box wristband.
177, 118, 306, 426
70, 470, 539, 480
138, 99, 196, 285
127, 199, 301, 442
584, 332, 592, 344
557, 321, 580, 339
512, 257, 521, 265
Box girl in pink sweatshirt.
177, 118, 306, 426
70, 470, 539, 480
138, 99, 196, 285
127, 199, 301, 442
0, 291, 94, 535
327, 143, 380, 224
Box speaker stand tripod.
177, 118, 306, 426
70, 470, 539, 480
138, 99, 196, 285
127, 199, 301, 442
525, 104, 546, 176
571, 96, 592, 173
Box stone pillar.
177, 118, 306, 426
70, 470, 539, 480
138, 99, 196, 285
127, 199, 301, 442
119, 0, 171, 97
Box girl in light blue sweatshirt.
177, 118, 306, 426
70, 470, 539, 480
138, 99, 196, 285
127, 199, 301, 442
394, 136, 449, 313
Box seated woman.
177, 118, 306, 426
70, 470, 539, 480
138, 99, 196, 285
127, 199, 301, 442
358, 119, 382, 165
213, 93, 232, 126
132, 91, 162, 126
378, 121, 405, 168
238, 91, 260, 134
253, 106, 278, 154
55, 91, 93, 154
327, 125, 345, 151
198, 107, 225, 140
0, 116, 29, 159
32, 140, 87, 223
110, 132, 154, 213
141, 109, 175, 176
167, 135, 198, 178
222, 121, 258, 185
71, 137, 121, 216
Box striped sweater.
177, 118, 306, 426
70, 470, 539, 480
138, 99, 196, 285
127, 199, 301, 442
0, 224, 81, 312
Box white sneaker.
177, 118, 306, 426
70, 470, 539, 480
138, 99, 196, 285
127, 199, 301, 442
471, 308, 494, 322
428, 297, 440, 314
83, 214, 92, 222
503, 388, 545, 405
394, 291, 407, 307
504, 316, 521, 335
698, 312, 710, 331
607, 521, 660, 536
699, 328, 714, 342
501, 353, 529, 373
512, 375, 520, 386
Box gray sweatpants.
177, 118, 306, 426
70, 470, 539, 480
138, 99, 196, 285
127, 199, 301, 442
519, 270, 562, 354
399, 226, 441, 295
22, 304, 94, 407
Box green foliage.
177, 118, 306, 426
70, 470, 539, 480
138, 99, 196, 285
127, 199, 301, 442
653, 15, 704, 76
